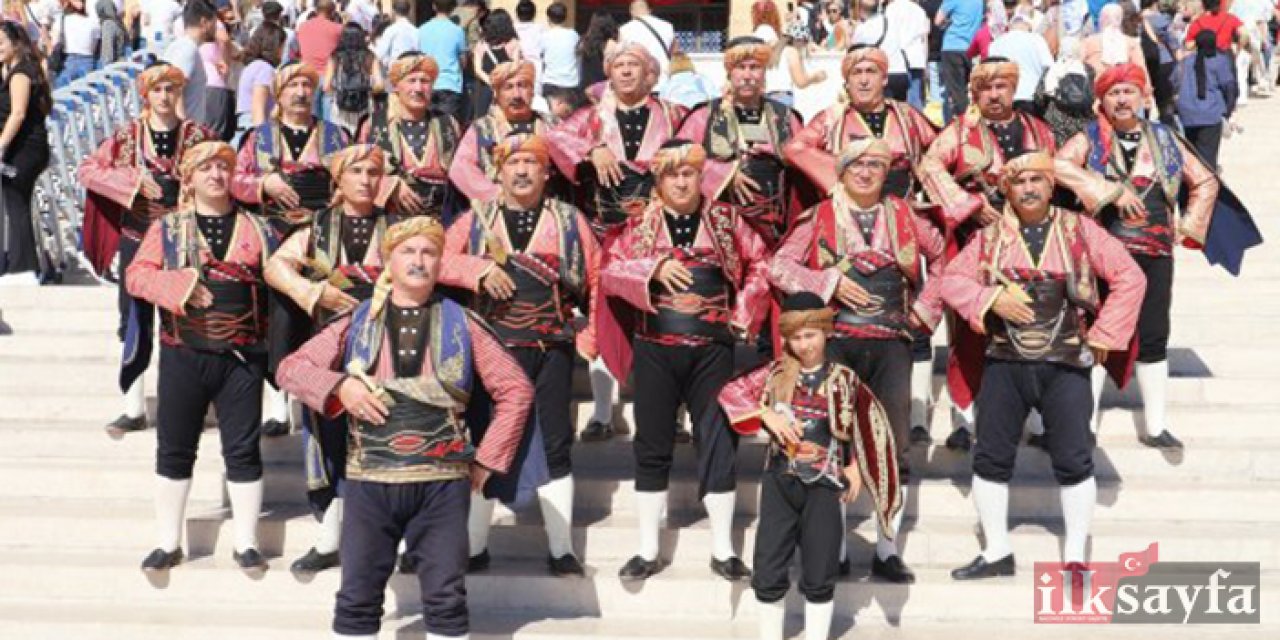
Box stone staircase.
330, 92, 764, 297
4, 119, 1280, 638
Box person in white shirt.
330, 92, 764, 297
887, 0, 932, 110
373, 0, 418, 67
513, 0, 544, 70
988, 13, 1053, 112
52, 0, 100, 88
540, 2, 578, 90
344, 0, 376, 32
852, 0, 911, 100
618, 0, 674, 91
141, 0, 182, 50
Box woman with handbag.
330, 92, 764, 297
0, 21, 52, 279
51, 0, 99, 88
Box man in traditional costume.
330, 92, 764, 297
942, 153, 1144, 579
126, 141, 276, 574
79, 62, 217, 436
601, 140, 770, 582
676, 36, 804, 249
719, 292, 902, 640
450, 60, 572, 205
264, 144, 393, 575
782, 45, 940, 450
359, 53, 461, 221
232, 61, 351, 235
550, 42, 687, 442
768, 138, 944, 584
277, 217, 533, 640
441, 133, 600, 577
916, 57, 1057, 451
1056, 63, 1261, 449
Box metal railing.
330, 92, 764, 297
35, 48, 158, 282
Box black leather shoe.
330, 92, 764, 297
1140, 430, 1184, 450
909, 425, 932, 445
871, 554, 916, 584
709, 556, 752, 582
1025, 433, 1050, 451
106, 414, 148, 436
141, 547, 184, 572
397, 552, 417, 574
290, 548, 339, 574
580, 419, 615, 442
232, 548, 268, 571
837, 558, 851, 577
674, 428, 693, 444
618, 555, 661, 581
467, 549, 491, 573
951, 554, 1016, 580
548, 553, 585, 576
945, 428, 972, 452
261, 419, 290, 438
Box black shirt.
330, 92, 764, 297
341, 215, 377, 264
197, 213, 235, 260
386, 303, 431, 377
281, 123, 312, 160
150, 127, 178, 159
508, 119, 536, 135
1116, 129, 1143, 174
861, 108, 889, 139
0, 59, 48, 156
665, 210, 700, 249
1021, 217, 1053, 264
617, 105, 650, 160
989, 117, 1027, 161
853, 205, 879, 245
399, 119, 430, 157
502, 205, 540, 252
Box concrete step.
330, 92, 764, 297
0, 454, 1273, 523
1, 549, 1276, 623
0, 600, 1269, 640
3, 496, 1275, 569
6, 420, 1277, 485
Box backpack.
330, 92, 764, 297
1053, 67, 1095, 116
333, 52, 372, 113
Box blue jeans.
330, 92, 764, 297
55, 54, 96, 88
907, 68, 925, 111
928, 60, 946, 111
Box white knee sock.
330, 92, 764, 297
588, 357, 615, 425
909, 359, 934, 430
804, 601, 834, 640
953, 403, 976, 433
875, 503, 906, 561
635, 490, 667, 561
1090, 366, 1107, 434
1025, 410, 1045, 437
123, 375, 146, 419
315, 497, 343, 555
757, 599, 786, 640
1060, 477, 1096, 564
1134, 361, 1169, 438
838, 501, 848, 563
702, 491, 737, 562
538, 476, 576, 558
263, 384, 290, 423
972, 476, 1011, 561
155, 476, 191, 551
226, 480, 263, 553
468, 495, 496, 556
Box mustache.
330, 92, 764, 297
290, 95, 310, 106
1017, 192, 1043, 205
406, 264, 430, 277
512, 176, 534, 188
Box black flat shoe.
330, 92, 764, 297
1025, 433, 1050, 451
618, 555, 661, 581
909, 425, 932, 446
1140, 430, 1184, 450
945, 428, 972, 452
871, 554, 916, 584
290, 548, 339, 574
106, 414, 148, 436
951, 554, 1016, 580
674, 428, 693, 445
837, 558, 851, 577
709, 556, 752, 582
261, 419, 290, 438
547, 553, 585, 576
141, 547, 184, 572
467, 549, 491, 573
580, 419, 615, 442
397, 552, 417, 574
232, 548, 268, 571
